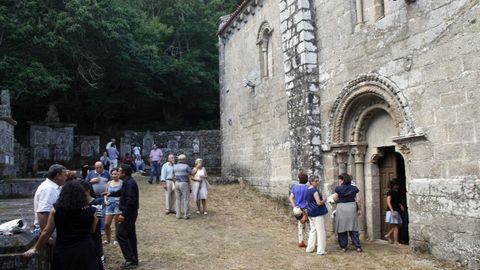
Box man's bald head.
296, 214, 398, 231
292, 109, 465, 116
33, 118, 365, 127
94, 161, 104, 173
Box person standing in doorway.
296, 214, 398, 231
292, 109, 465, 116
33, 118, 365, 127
384, 179, 404, 246
289, 172, 309, 248
173, 154, 192, 220
117, 165, 139, 269
148, 144, 163, 184
161, 154, 176, 215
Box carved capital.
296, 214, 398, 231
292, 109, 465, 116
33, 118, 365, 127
352, 146, 367, 163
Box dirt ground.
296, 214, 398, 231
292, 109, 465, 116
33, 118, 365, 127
103, 175, 461, 270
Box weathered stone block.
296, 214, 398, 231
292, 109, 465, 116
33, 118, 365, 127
408, 178, 430, 196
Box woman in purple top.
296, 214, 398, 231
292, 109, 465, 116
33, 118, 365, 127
333, 173, 362, 252
289, 173, 309, 248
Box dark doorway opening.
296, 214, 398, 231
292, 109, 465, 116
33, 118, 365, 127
379, 146, 409, 244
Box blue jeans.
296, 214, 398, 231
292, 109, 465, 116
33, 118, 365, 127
150, 162, 160, 182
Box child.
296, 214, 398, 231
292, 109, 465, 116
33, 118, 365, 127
289, 173, 309, 248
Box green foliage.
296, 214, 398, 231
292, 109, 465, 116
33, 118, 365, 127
0, 0, 241, 137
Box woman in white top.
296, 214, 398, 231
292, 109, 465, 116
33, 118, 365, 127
191, 158, 209, 215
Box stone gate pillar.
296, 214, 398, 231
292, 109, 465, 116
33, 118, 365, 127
279, 0, 321, 178
0, 90, 17, 177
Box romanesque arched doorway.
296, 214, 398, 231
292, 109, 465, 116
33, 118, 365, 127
323, 74, 418, 240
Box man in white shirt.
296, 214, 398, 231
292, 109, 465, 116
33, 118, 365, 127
106, 138, 116, 150
33, 164, 67, 230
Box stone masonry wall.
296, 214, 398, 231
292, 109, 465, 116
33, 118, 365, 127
121, 130, 221, 175
314, 0, 480, 267
409, 178, 480, 268
279, 0, 322, 179
219, 0, 292, 196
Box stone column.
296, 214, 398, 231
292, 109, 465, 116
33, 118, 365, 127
279, 0, 321, 179
355, 0, 364, 24
353, 146, 367, 239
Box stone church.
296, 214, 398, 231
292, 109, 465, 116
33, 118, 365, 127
218, 0, 479, 267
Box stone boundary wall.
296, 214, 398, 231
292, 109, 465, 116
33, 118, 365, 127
121, 130, 221, 175
408, 177, 480, 268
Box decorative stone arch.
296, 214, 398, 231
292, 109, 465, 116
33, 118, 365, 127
256, 21, 274, 78
323, 73, 426, 240
324, 73, 416, 148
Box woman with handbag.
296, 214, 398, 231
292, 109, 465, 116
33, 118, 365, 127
305, 175, 328, 255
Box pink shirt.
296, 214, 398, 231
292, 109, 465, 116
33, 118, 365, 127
149, 148, 163, 161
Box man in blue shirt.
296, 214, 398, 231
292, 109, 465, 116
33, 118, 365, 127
86, 162, 111, 231
173, 154, 192, 220
289, 173, 309, 248
160, 154, 176, 215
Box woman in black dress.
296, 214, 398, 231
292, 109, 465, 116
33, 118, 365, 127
24, 180, 103, 270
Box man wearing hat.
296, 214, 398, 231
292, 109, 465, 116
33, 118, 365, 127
173, 154, 192, 219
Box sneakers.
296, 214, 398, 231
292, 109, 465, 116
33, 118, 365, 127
298, 241, 306, 248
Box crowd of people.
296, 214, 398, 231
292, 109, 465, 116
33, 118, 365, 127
289, 172, 406, 255
22, 137, 407, 267
23, 140, 210, 269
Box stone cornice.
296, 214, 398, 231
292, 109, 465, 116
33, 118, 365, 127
217, 0, 265, 39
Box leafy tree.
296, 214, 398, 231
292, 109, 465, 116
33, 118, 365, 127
0, 0, 241, 141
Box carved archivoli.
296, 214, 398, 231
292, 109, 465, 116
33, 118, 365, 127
324, 74, 415, 147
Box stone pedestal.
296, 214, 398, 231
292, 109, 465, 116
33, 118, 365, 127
28, 122, 76, 172
0, 90, 17, 178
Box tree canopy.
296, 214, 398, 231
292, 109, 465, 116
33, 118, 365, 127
0, 0, 241, 139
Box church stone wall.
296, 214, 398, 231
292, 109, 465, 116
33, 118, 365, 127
314, 0, 479, 267
219, 0, 292, 196
409, 177, 480, 268
220, 0, 479, 267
